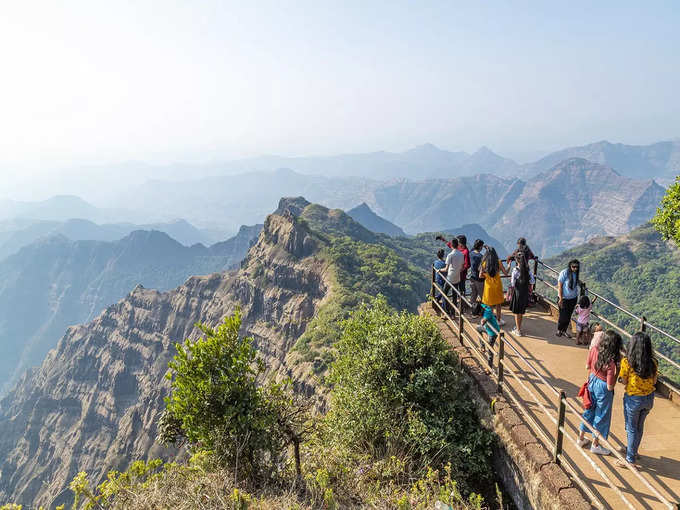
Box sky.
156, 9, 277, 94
0, 1, 679, 195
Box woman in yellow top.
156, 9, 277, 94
479, 246, 508, 325
617, 331, 657, 468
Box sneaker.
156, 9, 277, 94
563, 331, 572, 339
511, 328, 521, 336
556, 331, 563, 337
615, 458, 640, 469
577, 438, 589, 448
618, 445, 640, 460
590, 445, 611, 456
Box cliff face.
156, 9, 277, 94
0, 200, 331, 508
0, 227, 261, 394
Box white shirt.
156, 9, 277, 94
510, 266, 535, 287
445, 249, 464, 284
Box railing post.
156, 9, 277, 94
640, 315, 647, 332
431, 267, 436, 310
497, 332, 505, 393
554, 390, 566, 465
458, 296, 464, 342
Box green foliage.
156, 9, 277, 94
652, 176, 680, 247
163, 310, 284, 481
325, 297, 493, 491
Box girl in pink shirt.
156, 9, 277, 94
574, 294, 598, 345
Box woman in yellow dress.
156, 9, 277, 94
480, 246, 508, 325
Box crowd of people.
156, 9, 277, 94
432, 235, 659, 469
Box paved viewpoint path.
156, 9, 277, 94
431, 305, 680, 510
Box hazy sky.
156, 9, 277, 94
1, 1, 679, 175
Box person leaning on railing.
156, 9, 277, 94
441, 237, 464, 316
433, 248, 447, 310
556, 259, 581, 338
479, 246, 508, 325
616, 332, 658, 469
468, 239, 485, 318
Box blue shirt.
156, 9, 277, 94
481, 304, 499, 339
558, 269, 579, 299
470, 250, 483, 281
434, 259, 446, 287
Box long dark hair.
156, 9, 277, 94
483, 246, 500, 277
627, 332, 657, 379
566, 259, 580, 291
515, 249, 530, 287
596, 330, 623, 372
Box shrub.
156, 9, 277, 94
325, 297, 493, 492
163, 310, 285, 482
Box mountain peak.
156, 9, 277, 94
346, 202, 406, 237
407, 143, 442, 154
548, 157, 620, 177
274, 196, 311, 217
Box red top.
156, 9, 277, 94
458, 246, 470, 281
586, 347, 617, 387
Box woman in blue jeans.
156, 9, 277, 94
577, 331, 623, 455
617, 332, 657, 468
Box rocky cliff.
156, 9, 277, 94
0, 226, 261, 394
0, 199, 332, 508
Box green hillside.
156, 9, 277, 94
543, 224, 680, 383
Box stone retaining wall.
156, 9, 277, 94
419, 304, 592, 510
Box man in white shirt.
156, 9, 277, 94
442, 238, 464, 316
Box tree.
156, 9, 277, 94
163, 310, 284, 482
652, 176, 680, 247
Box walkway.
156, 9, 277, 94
432, 304, 680, 510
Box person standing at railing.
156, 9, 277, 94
556, 259, 581, 338
456, 235, 471, 314
433, 248, 447, 310
577, 330, 623, 455
509, 249, 532, 336
480, 246, 508, 325
616, 332, 657, 469
469, 239, 485, 318
442, 237, 464, 316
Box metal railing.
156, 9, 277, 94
429, 267, 678, 510
533, 260, 680, 390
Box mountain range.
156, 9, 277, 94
0, 217, 226, 261
0, 224, 261, 393
125, 158, 663, 256
0, 197, 432, 507
93, 139, 679, 185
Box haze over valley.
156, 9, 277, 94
0, 2, 679, 508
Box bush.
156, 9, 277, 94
163, 310, 285, 482
325, 297, 493, 492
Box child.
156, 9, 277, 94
589, 323, 604, 350
574, 294, 598, 345
478, 302, 499, 368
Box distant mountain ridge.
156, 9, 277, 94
0, 217, 227, 261
526, 139, 680, 180
0, 224, 261, 393
125, 158, 664, 256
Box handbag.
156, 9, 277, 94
505, 286, 514, 303
578, 380, 592, 409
